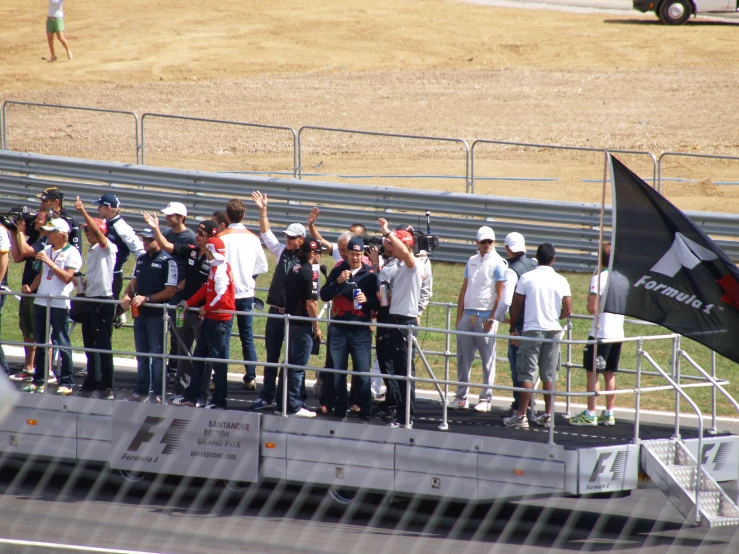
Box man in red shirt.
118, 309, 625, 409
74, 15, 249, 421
174, 237, 235, 410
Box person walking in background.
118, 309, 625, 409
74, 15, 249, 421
74, 197, 117, 399
46, 0, 72, 62
452, 226, 507, 412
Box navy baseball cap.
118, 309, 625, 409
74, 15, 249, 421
137, 228, 156, 239
347, 237, 364, 252
94, 193, 121, 209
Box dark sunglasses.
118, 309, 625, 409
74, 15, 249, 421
196, 229, 208, 237
479, 239, 493, 245
142, 237, 156, 243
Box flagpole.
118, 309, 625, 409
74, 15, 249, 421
589, 151, 609, 404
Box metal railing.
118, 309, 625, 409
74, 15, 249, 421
6, 290, 732, 449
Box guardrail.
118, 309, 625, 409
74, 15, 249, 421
2, 151, 739, 270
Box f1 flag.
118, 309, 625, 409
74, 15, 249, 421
608, 154, 739, 363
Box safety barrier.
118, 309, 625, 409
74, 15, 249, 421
2, 151, 739, 269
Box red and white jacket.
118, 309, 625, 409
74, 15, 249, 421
185, 259, 235, 321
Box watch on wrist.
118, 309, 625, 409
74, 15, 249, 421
145, 296, 151, 303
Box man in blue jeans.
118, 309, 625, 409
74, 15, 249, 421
120, 228, 177, 403
320, 236, 380, 421
280, 239, 323, 417
218, 199, 268, 390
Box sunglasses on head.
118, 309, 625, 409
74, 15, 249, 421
479, 239, 493, 245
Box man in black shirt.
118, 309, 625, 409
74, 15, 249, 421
143, 212, 218, 402
282, 239, 323, 418
35, 187, 81, 254
159, 202, 196, 377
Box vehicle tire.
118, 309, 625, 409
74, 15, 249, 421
117, 469, 148, 482
658, 0, 692, 24
328, 487, 358, 506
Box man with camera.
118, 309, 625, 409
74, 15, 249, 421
377, 218, 423, 428
36, 187, 81, 255
74, 197, 118, 399
21, 218, 83, 395
320, 236, 380, 421
9, 208, 50, 383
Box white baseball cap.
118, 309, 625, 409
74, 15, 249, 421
41, 218, 70, 234
505, 232, 526, 253
161, 202, 187, 216
283, 223, 306, 238
476, 226, 495, 242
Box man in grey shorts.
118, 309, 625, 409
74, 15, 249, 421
504, 243, 571, 429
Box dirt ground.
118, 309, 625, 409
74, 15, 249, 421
2, 0, 739, 209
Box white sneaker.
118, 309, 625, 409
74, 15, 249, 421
474, 400, 492, 413
47, 374, 58, 385
291, 407, 316, 418
535, 413, 552, 428
449, 397, 469, 410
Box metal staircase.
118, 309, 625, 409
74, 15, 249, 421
642, 438, 739, 527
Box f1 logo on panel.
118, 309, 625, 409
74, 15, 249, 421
587, 451, 628, 491
127, 416, 192, 455
701, 442, 732, 473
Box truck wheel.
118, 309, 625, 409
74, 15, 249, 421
658, 0, 692, 24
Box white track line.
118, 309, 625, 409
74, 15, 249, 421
0, 538, 167, 554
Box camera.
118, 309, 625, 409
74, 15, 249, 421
357, 234, 385, 257
0, 206, 37, 232
400, 211, 439, 256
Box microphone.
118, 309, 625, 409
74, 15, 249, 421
319, 264, 328, 278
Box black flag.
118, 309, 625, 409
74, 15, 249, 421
608, 154, 739, 364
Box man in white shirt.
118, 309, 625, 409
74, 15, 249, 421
74, 197, 118, 398
21, 218, 82, 395
570, 242, 626, 427
218, 199, 268, 390
452, 226, 507, 412
504, 243, 571, 429
378, 218, 423, 428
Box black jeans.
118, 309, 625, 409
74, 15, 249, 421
81, 297, 115, 390
387, 315, 417, 424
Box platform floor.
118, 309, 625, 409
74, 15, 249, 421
11, 363, 725, 452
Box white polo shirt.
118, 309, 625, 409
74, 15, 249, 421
221, 224, 268, 299
35, 243, 83, 309
515, 265, 571, 332
589, 270, 625, 339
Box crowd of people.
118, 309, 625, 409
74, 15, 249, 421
0, 186, 623, 428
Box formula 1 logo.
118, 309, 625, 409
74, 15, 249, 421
701, 442, 732, 473
127, 416, 192, 455
586, 451, 628, 491
651, 232, 718, 278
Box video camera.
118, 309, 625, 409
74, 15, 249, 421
0, 206, 38, 232
358, 211, 440, 258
